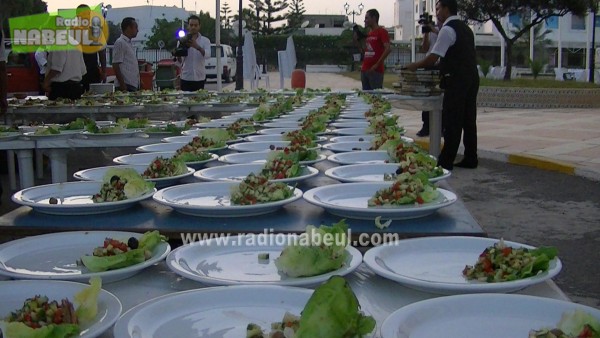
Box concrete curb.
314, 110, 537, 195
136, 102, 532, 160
413, 138, 600, 182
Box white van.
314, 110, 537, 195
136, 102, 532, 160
205, 44, 237, 83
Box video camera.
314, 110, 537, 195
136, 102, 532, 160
172, 33, 193, 57
418, 12, 434, 34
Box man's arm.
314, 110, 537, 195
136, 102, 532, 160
113, 63, 127, 91
190, 37, 206, 57
43, 52, 66, 93
405, 53, 440, 71
370, 41, 392, 72
419, 33, 430, 53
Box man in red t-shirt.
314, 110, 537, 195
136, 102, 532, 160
360, 9, 391, 90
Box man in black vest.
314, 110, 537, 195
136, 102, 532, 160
405, 0, 479, 170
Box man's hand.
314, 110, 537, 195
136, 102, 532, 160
43, 79, 52, 93
99, 68, 106, 83
405, 63, 419, 71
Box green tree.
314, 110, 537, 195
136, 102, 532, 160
261, 0, 289, 35
221, 1, 232, 29
286, 0, 306, 33
145, 12, 216, 50
145, 15, 184, 50
1, 0, 47, 32
460, 0, 588, 80
106, 20, 121, 45
510, 13, 552, 67
247, 0, 265, 35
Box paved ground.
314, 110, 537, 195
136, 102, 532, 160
0, 73, 598, 309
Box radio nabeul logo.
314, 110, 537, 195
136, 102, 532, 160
9, 6, 108, 53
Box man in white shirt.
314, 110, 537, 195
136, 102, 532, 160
178, 15, 211, 91
405, 0, 479, 170
112, 17, 140, 92
43, 35, 87, 100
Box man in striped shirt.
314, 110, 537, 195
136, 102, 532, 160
112, 17, 140, 92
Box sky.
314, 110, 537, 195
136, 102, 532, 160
44, 0, 396, 28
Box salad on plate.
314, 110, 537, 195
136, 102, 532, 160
0, 278, 102, 338
142, 157, 188, 179
92, 168, 155, 203
230, 173, 295, 205
368, 172, 439, 207
529, 310, 600, 338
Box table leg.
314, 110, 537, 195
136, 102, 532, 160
7, 150, 17, 190
15, 150, 35, 189
35, 150, 44, 179
47, 149, 70, 183
428, 108, 442, 157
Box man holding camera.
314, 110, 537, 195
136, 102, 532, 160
177, 15, 211, 92
416, 13, 439, 137
405, 0, 479, 170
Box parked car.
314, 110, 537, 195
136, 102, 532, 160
205, 44, 236, 83
5, 50, 41, 95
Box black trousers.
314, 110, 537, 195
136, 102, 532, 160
48, 81, 83, 101
437, 75, 479, 169
181, 79, 205, 91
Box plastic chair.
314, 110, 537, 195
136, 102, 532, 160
155, 64, 180, 90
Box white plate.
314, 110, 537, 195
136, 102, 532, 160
364, 236, 562, 295
244, 134, 328, 143
219, 151, 326, 165
194, 163, 319, 184
136, 142, 227, 153
113, 151, 218, 170
152, 182, 302, 217
12, 181, 156, 215
0, 132, 22, 141
329, 135, 414, 143
322, 141, 373, 153
81, 129, 141, 139
166, 234, 362, 286
262, 121, 302, 128
0, 280, 122, 338
327, 150, 391, 165
181, 129, 245, 142
330, 121, 369, 128
113, 285, 312, 338
339, 112, 369, 119
0, 231, 171, 283
74, 164, 195, 189
228, 141, 291, 152
325, 164, 451, 183
161, 135, 194, 143
257, 127, 300, 135
23, 130, 82, 139
331, 127, 369, 135
379, 294, 598, 338
303, 183, 457, 220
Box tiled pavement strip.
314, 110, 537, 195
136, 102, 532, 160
246, 72, 600, 181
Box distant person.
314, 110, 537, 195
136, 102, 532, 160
405, 0, 479, 170
416, 19, 441, 137
77, 4, 107, 92
112, 17, 139, 92
360, 9, 391, 90
177, 15, 211, 91
43, 21, 87, 101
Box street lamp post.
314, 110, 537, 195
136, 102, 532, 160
344, 2, 364, 24
235, 0, 244, 90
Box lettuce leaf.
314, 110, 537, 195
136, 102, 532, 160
74, 277, 101, 323
197, 128, 234, 142
275, 220, 349, 277
0, 322, 79, 338
102, 168, 155, 199
557, 310, 600, 337
295, 276, 375, 338
81, 231, 166, 272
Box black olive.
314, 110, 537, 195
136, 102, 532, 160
396, 168, 403, 174
110, 175, 120, 184
358, 138, 364, 141
269, 144, 275, 150
128, 237, 139, 249
49, 197, 58, 204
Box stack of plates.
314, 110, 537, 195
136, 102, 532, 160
396, 69, 442, 97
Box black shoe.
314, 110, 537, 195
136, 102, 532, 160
416, 128, 429, 137
454, 158, 478, 169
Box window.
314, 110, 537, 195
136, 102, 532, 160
545, 16, 558, 29
508, 13, 521, 26
571, 15, 585, 30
